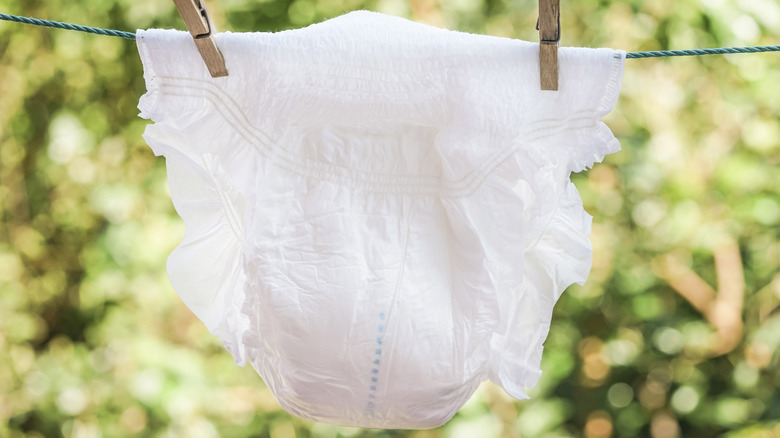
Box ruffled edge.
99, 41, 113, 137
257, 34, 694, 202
488, 178, 594, 399
136, 31, 159, 122
487, 50, 625, 399
136, 30, 249, 366
568, 50, 625, 173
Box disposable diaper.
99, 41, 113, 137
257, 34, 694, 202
136, 11, 625, 428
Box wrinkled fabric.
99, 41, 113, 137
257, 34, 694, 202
136, 11, 625, 429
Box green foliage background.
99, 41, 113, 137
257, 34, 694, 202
1, 0, 779, 436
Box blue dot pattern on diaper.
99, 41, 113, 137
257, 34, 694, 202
365, 312, 386, 417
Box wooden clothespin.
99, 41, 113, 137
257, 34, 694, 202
173, 0, 228, 77
537, 0, 560, 90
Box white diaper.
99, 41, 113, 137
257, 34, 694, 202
136, 11, 624, 429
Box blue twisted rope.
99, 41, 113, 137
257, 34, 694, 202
2, 12, 780, 58
626, 45, 780, 58
0, 13, 136, 40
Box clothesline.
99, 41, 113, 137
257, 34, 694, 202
2, 12, 780, 59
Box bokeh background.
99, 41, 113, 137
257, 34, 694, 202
1, 0, 779, 436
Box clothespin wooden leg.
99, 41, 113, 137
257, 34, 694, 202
538, 0, 560, 90
173, 0, 228, 77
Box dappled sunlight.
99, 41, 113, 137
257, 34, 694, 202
1, 0, 779, 436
